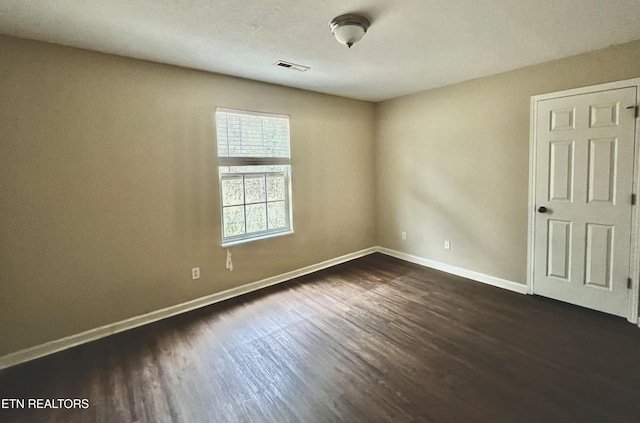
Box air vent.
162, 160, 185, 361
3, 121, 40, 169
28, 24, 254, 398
274, 60, 310, 72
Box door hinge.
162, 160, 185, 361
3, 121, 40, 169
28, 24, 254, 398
627, 105, 639, 118
632, 193, 637, 206
628, 278, 633, 289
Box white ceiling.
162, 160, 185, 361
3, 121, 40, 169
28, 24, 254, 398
1, 0, 640, 102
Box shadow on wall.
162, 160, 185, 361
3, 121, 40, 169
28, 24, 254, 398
401, 134, 518, 272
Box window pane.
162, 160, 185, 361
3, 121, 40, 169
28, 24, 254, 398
246, 203, 267, 233
244, 175, 266, 204
223, 206, 245, 237
221, 177, 244, 206
266, 174, 285, 201
267, 201, 286, 229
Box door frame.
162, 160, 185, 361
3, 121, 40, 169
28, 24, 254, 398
527, 78, 640, 324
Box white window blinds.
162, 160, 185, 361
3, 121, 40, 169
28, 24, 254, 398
216, 108, 290, 165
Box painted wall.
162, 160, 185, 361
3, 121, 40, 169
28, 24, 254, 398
375, 40, 640, 285
3, 31, 640, 360
0, 35, 376, 357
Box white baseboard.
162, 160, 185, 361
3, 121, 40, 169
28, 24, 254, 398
0, 246, 526, 370
0, 247, 377, 371
376, 247, 528, 294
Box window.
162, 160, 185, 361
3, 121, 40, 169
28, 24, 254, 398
216, 108, 293, 246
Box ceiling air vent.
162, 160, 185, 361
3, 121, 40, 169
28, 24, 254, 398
274, 60, 310, 72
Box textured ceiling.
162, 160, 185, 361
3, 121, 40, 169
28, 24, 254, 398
1, 0, 640, 101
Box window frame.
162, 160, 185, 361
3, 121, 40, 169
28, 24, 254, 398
216, 108, 294, 247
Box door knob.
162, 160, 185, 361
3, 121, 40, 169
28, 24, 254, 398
538, 206, 547, 213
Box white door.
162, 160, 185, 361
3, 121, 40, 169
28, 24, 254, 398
533, 86, 637, 317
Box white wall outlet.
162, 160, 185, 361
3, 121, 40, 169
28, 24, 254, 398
192, 267, 200, 280
401, 231, 407, 240
444, 241, 451, 250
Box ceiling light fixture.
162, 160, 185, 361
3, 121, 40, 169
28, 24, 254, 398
329, 14, 370, 48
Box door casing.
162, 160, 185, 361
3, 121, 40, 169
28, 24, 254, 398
527, 78, 640, 324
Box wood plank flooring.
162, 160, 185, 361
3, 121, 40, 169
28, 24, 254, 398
1, 253, 640, 422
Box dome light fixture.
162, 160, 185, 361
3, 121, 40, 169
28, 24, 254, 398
329, 14, 370, 48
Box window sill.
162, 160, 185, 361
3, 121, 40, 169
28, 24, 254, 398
221, 230, 294, 248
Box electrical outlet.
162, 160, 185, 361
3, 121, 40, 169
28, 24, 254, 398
444, 241, 451, 250
192, 267, 200, 280
401, 231, 407, 240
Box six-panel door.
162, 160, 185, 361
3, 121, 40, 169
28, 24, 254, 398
534, 87, 636, 317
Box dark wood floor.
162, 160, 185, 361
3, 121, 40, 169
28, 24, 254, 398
1, 253, 640, 423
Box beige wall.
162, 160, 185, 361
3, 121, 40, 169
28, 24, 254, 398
376, 40, 640, 285
3, 31, 640, 359
0, 35, 376, 356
